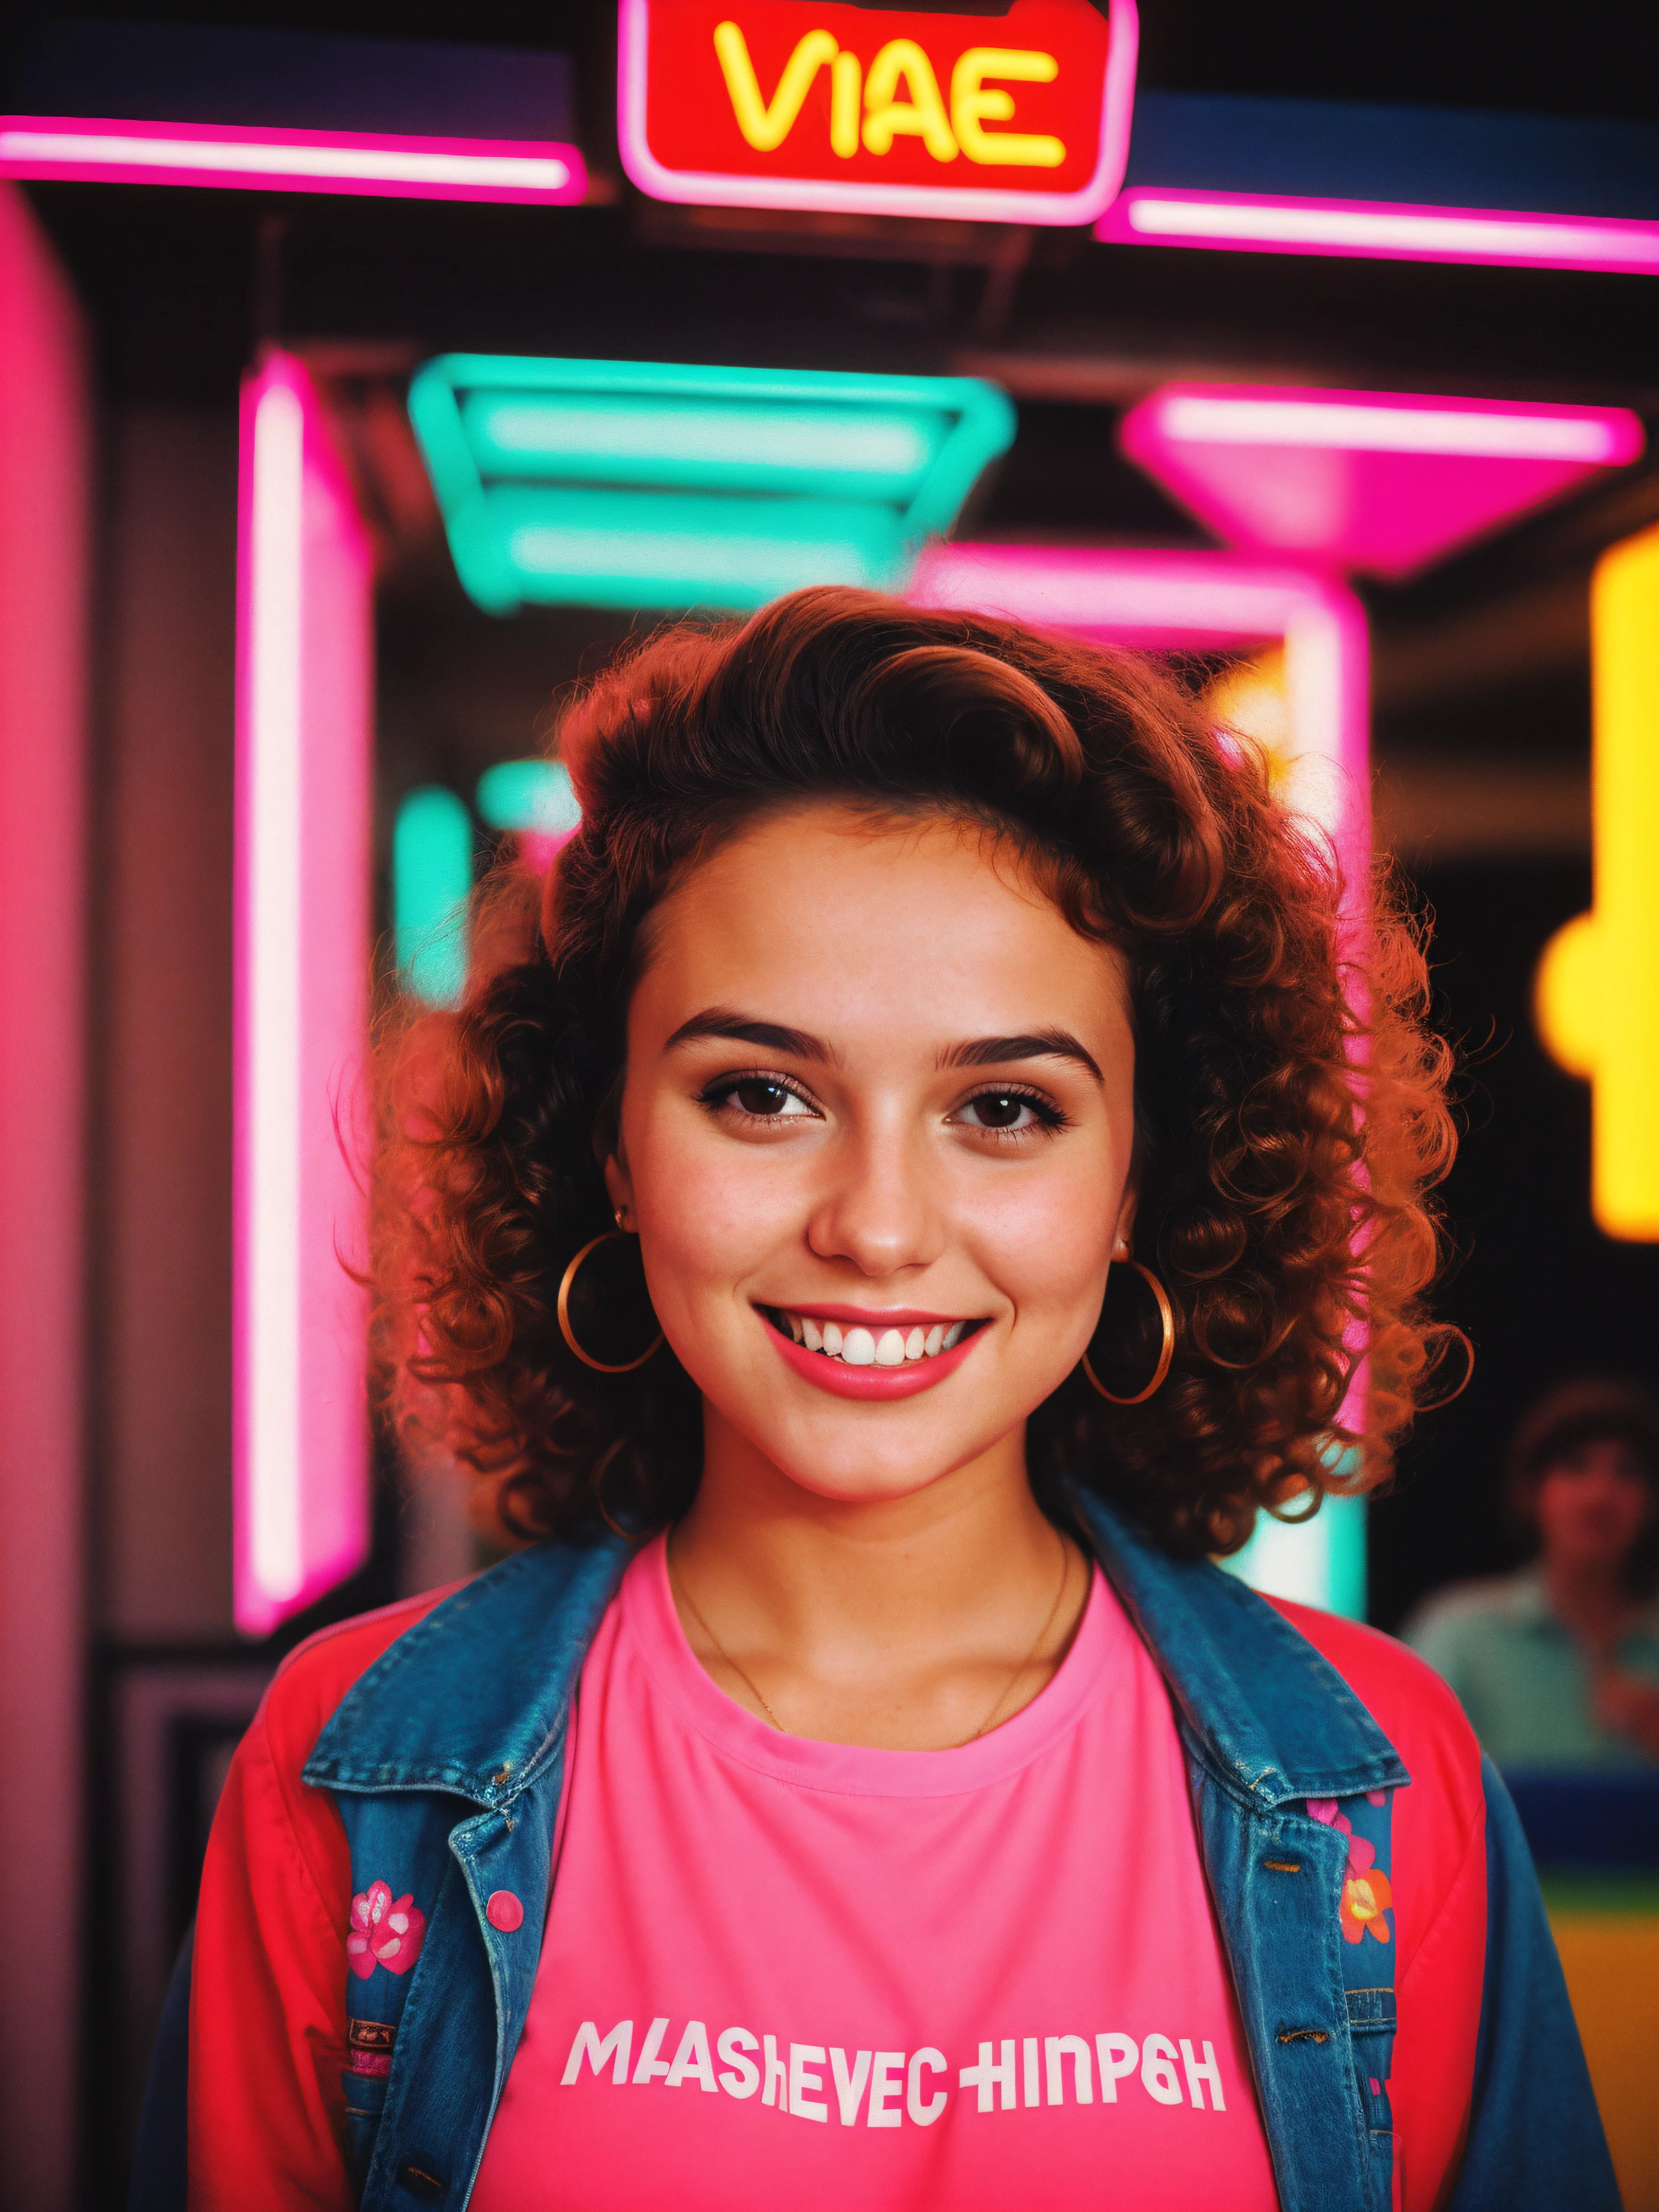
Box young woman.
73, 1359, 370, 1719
172, 589, 1610, 2210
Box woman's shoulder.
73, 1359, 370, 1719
1265, 1594, 1485, 1797
257, 1582, 466, 1780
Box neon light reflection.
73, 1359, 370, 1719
1098, 186, 1659, 276
1120, 384, 1643, 582
0, 115, 587, 204
235, 352, 374, 1636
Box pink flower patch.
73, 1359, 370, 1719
347, 1880, 427, 1982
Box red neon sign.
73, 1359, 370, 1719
619, 0, 1137, 226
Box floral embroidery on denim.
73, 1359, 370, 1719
346, 1879, 428, 1981
1308, 1796, 1394, 1947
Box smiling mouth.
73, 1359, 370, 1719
763, 1308, 983, 1368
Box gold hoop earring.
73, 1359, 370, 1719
556, 1232, 664, 1374
1082, 1259, 1175, 1405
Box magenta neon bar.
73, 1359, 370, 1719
1119, 384, 1645, 581
0, 115, 587, 204
234, 352, 373, 1636
1097, 186, 1659, 275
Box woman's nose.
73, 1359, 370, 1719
804, 1122, 945, 1279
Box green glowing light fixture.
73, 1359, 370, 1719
408, 355, 1016, 615
393, 785, 472, 1008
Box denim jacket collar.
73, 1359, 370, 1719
306, 1497, 1405, 1809
1071, 1491, 1408, 1804
304, 1534, 632, 1809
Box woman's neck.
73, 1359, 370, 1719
666, 1407, 1088, 1751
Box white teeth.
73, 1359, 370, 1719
779, 1312, 972, 1362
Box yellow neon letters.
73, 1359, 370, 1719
714, 23, 841, 152
713, 22, 1064, 169
862, 39, 958, 160
951, 48, 1065, 166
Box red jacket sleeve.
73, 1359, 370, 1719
188, 1590, 454, 2211
1271, 1600, 1488, 2212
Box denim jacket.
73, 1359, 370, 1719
133, 1491, 1614, 2212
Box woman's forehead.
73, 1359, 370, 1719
633, 802, 1132, 1041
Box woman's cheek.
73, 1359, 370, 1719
633, 1111, 794, 1307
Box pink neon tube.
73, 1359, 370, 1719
1, 115, 587, 204
234, 353, 373, 1636
1097, 186, 1659, 276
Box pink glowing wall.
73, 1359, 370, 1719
0, 182, 90, 2212
234, 353, 374, 1636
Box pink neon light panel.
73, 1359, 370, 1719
1119, 384, 1644, 582
910, 542, 1369, 884
234, 353, 374, 1636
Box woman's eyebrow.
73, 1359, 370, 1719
664, 1008, 833, 1062
938, 1030, 1105, 1081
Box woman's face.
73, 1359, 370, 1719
1535, 1436, 1654, 1575
607, 802, 1138, 1506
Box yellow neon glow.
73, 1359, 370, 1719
1205, 646, 1296, 801
1534, 910, 1599, 1081
713, 23, 840, 152
1591, 521, 1659, 1238
862, 40, 959, 161
951, 49, 1065, 167
830, 50, 861, 157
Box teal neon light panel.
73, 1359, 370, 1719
408, 356, 1015, 615
394, 786, 472, 1008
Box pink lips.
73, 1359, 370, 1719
764, 1315, 985, 1400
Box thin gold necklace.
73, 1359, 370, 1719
667, 1530, 1074, 1749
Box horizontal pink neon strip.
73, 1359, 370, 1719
1097, 186, 1659, 275
0, 115, 587, 204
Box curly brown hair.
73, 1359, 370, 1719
376, 586, 1458, 1557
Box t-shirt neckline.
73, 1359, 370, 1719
619, 1532, 1121, 1800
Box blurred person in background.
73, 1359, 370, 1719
1405, 1378, 1659, 1770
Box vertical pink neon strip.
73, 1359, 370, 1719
0, 179, 90, 2212
234, 352, 373, 1636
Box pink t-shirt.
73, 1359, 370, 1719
470, 1537, 1280, 2211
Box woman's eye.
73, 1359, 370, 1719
958, 1091, 1043, 1131
722, 1078, 812, 1118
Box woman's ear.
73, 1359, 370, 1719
602, 1143, 635, 1228
1113, 1182, 1138, 1260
